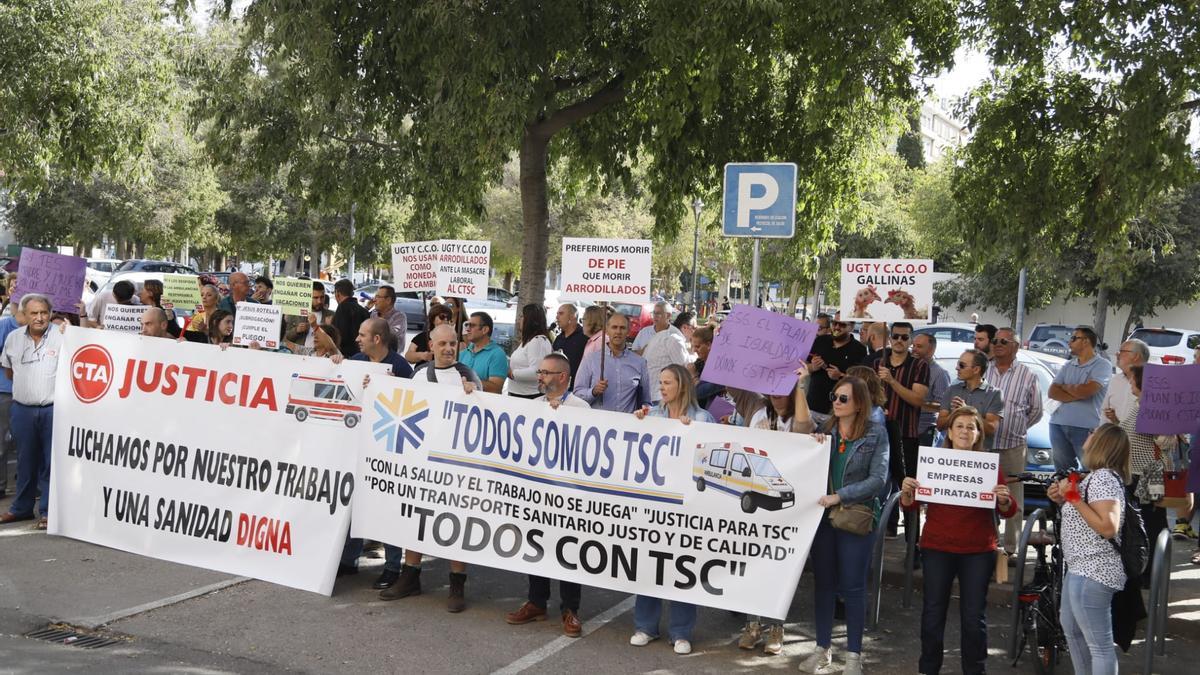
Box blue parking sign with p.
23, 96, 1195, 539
722, 163, 797, 238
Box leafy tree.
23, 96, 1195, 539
188, 0, 959, 308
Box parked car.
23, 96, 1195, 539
114, 259, 197, 275
489, 286, 515, 305
611, 302, 656, 338
473, 307, 518, 355
1126, 326, 1200, 365
914, 322, 980, 346
1024, 323, 1074, 359
85, 257, 123, 292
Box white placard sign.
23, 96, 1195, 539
559, 238, 652, 304
391, 241, 440, 293
102, 304, 145, 333
915, 446, 1000, 509
50, 327, 389, 594
232, 302, 284, 349
352, 378, 829, 618
436, 240, 490, 302
839, 258, 934, 323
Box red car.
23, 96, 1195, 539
612, 302, 671, 339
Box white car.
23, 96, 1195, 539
1126, 327, 1200, 365
85, 258, 122, 293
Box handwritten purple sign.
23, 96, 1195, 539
700, 305, 818, 396
707, 396, 736, 424
10, 248, 87, 314
1136, 363, 1200, 435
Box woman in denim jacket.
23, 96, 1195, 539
801, 376, 890, 675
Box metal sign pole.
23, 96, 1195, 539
750, 239, 761, 307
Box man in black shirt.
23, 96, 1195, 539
331, 279, 369, 357
806, 314, 868, 414
552, 304, 588, 383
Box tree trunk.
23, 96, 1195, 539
787, 280, 801, 317
1121, 304, 1138, 343
135, 240, 146, 259
1093, 286, 1110, 353
517, 130, 551, 310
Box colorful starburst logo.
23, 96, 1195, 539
371, 388, 429, 454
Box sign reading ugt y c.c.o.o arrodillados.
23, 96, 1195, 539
352, 379, 829, 619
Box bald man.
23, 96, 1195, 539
218, 271, 255, 315
140, 307, 171, 338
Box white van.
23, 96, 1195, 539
693, 442, 795, 513
285, 374, 362, 428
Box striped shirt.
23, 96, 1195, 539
0, 325, 63, 406
986, 360, 1044, 449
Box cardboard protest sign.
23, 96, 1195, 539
161, 274, 202, 310
354, 377, 828, 618
436, 240, 490, 302
391, 241, 440, 293
915, 446, 999, 509
1136, 363, 1200, 435
839, 258, 934, 323
559, 238, 652, 304
51, 327, 388, 594
102, 304, 145, 333
272, 277, 312, 317
11, 247, 87, 314
699, 305, 817, 396
232, 302, 283, 349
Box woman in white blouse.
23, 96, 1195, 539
507, 303, 553, 398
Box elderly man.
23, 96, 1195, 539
386, 324, 481, 611
632, 301, 674, 355
506, 353, 588, 637
0, 306, 21, 498
369, 285, 407, 352
140, 307, 172, 338
986, 327, 1043, 553
642, 311, 691, 404
1101, 338, 1148, 426
1048, 326, 1111, 471
574, 313, 652, 413
218, 271, 255, 315
552, 304, 588, 383
0, 295, 62, 529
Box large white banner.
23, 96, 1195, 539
436, 240, 490, 302
50, 328, 388, 594
391, 241, 440, 294
839, 258, 934, 323
352, 378, 828, 618
559, 238, 652, 304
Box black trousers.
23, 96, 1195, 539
1126, 476, 1168, 583
919, 549, 993, 675
529, 575, 581, 613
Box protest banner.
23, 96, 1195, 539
699, 305, 817, 396
233, 302, 284, 348
436, 240, 490, 302
102, 304, 145, 333
50, 327, 388, 594
1136, 363, 1200, 435
11, 247, 87, 314
161, 274, 202, 310
559, 238, 652, 304
391, 241, 440, 293
915, 446, 999, 509
352, 378, 828, 618
272, 277, 313, 317
839, 258, 934, 323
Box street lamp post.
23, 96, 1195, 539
690, 198, 703, 312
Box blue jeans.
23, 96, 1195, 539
9, 403, 52, 518
633, 595, 697, 642
811, 513, 873, 653
919, 549, 993, 674
341, 534, 404, 573
1061, 573, 1118, 675
1050, 423, 1091, 473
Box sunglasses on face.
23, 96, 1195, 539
991, 338, 1013, 346
535, 369, 566, 376
956, 362, 972, 370
1069, 335, 1084, 342
829, 393, 851, 404
890, 333, 910, 341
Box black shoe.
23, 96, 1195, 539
337, 564, 358, 577
447, 572, 467, 613
380, 564, 421, 600
373, 568, 401, 589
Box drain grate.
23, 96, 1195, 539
24, 625, 126, 649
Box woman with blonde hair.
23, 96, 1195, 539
901, 406, 1015, 674
582, 305, 610, 356
1048, 423, 1130, 675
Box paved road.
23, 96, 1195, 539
1, 514, 1193, 674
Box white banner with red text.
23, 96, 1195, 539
49, 327, 389, 595
351, 378, 828, 618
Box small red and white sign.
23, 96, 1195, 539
71, 344, 115, 404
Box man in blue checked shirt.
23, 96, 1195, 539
573, 312, 652, 413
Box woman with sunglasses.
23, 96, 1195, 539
405, 303, 454, 365
900, 406, 1015, 675
802, 376, 889, 675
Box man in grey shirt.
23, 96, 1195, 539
938, 348, 1005, 451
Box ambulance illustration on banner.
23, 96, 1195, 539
693, 442, 795, 513
285, 374, 362, 428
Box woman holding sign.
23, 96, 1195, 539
630, 364, 714, 656
899, 407, 1015, 675
803, 377, 889, 675
185, 285, 221, 334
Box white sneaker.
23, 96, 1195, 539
763, 624, 784, 655
673, 639, 692, 655
629, 631, 657, 647
738, 621, 761, 650
799, 646, 834, 673
843, 651, 863, 675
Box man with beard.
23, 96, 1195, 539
806, 313, 868, 415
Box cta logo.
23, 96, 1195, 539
917, 487, 932, 497
371, 388, 429, 454
71, 345, 115, 403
